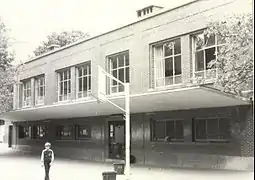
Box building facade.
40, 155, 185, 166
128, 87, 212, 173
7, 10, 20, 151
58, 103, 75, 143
0, 0, 253, 170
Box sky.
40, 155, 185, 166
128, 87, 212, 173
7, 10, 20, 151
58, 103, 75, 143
0, 0, 252, 65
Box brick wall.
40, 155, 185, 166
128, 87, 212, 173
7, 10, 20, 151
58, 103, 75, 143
13, 0, 249, 109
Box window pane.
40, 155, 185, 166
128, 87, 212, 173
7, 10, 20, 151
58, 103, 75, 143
219, 119, 230, 139
118, 68, 124, 82
112, 70, 117, 85
205, 47, 216, 69
174, 56, 182, 75
78, 78, 82, 91
175, 121, 184, 139
154, 121, 165, 140
125, 54, 129, 66
125, 67, 129, 83
165, 57, 173, 77
78, 125, 91, 138
174, 39, 181, 54
166, 121, 175, 139
64, 71, 67, 80
111, 57, 117, 69
60, 82, 63, 94
206, 35, 216, 47
78, 68, 83, 77
60, 73, 63, 81
83, 77, 88, 91
195, 51, 204, 71
195, 33, 204, 50
88, 76, 91, 90
39, 87, 44, 96
118, 55, 125, 67
64, 81, 67, 94
119, 84, 124, 92
68, 80, 71, 93
164, 43, 173, 57
111, 86, 117, 93
195, 120, 206, 140
207, 119, 218, 139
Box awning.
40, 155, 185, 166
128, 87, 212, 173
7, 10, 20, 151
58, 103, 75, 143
0, 86, 250, 122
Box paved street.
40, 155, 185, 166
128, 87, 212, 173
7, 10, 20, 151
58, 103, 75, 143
0, 145, 254, 180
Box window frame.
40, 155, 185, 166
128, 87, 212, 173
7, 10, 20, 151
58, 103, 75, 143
151, 119, 184, 143
76, 62, 92, 99
193, 117, 230, 143
35, 75, 45, 105
18, 125, 32, 139
57, 68, 71, 102
152, 37, 182, 88
75, 124, 92, 140
192, 31, 225, 80
56, 125, 74, 140
22, 79, 32, 107
107, 51, 130, 95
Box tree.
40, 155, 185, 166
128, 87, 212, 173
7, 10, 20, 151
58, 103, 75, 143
0, 17, 15, 113
33, 30, 89, 56
205, 13, 253, 97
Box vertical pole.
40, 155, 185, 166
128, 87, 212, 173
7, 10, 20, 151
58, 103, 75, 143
125, 83, 130, 180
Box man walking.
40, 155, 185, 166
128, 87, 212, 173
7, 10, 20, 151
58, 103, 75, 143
41, 142, 54, 180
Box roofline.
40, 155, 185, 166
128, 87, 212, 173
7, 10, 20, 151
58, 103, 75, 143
24, 0, 200, 65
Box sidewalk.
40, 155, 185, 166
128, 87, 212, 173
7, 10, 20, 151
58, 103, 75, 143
0, 144, 254, 180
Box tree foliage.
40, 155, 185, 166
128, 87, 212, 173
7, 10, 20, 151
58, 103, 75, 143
0, 18, 13, 70
0, 17, 15, 113
33, 30, 89, 57
205, 13, 253, 97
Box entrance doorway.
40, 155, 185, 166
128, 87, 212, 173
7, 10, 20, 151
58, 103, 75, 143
8, 125, 13, 148
108, 120, 125, 159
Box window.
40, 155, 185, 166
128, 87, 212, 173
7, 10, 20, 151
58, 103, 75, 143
75, 125, 91, 139
35, 75, 45, 105
152, 119, 184, 142
76, 63, 91, 99
192, 32, 224, 79
56, 125, 73, 140
22, 80, 32, 107
108, 51, 129, 94
32, 125, 48, 139
194, 117, 230, 142
18, 125, 31, 139
153, 38, 182, 87
58, 68, 71, 101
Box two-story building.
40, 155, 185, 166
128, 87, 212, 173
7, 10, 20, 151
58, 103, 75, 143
0, 0, 253, 170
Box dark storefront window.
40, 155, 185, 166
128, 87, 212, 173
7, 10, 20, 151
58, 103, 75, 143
75, 125, 91, 139
56, 125, 73, 140
32, 125, 48, 139
152, 119, 184, 142
194, 117, 230, 142
18, 125, 31, 139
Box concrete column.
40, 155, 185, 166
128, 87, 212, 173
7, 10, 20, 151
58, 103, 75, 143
70, 66, 76, 100
31, 78, 35, 107
181, 35, 192, 85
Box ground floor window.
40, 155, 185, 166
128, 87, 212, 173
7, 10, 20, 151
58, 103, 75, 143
194, 117, 230, 142
32, 125, 48, 139
75, 125, 91, 139
152, 119, 184, 142
56, 125, 73, 140
18, 125, 31, 139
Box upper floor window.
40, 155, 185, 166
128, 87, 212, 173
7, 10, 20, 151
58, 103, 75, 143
76, 63, 91, 99
152, 119, 184, 142
35, 75, 45, 105
108, 51, 129, 94
22, 80, 31, 107
193, 117, 230, 143
153, 38, 182, 87
58, 68, 71, 101
192, 32, 224, 79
